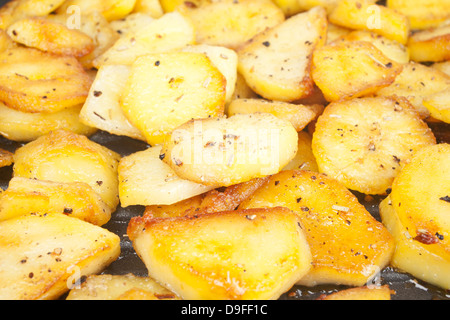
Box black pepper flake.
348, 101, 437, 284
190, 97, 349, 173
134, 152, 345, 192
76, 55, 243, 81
154, 60, 160, 66
93, 91, 102, 97
436, 232, 444, 241
28, 272, 34, 279
159, 153, 165, 160
96, 180, 103, 186
386, 187, 392, 195
296, 197, 302, 203
301, 206, 309, 212
262, 41, 270, 47
12, 30, 17, 36
274, 180, 280, 186
63, 207, 73, 214
439, 195, 450, 203
385, 62, 393, 68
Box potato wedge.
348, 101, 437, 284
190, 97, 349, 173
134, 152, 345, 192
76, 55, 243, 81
0, 148, 13, 168
0, 213, 120, 300
120, 52, 226, 145
336, 30, 410, 64
227, 99, 323, 132
0, 102, 96, 142
118, 145, 215, 207
237, 6, 327, 102
127, 207, 312, 300
382, 144, 450, 289
66, 274, 179, 300
240, 170, 395, 287
311, 41, 403, 102
0, 177, 111, 226
423, 91, 450, 124
177, 0, 285, 50
408, 24, 450, 62
387, 0, 450, 30
144, 194, 207, 219
312, 96, 436, 195
282, 131, 319, 172
132, 0, 163, 18
13, 130, 121, 211
6, 17, 95, 57
56, 0, 137, 22
376, 62, 450, 119
162, 113, 298, 187
182, 44, 238, 104
329, 0, 410, 45
0, 46, 92, 114
93, 11, 195, 68
79, 64, 145, 141
318, 285, 393, 300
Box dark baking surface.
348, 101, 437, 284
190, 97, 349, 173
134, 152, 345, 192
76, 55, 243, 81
0, 1, 449, 300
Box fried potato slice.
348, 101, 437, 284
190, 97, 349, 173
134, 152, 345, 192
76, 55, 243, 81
132, 0, 163, 18
423, 91, 450, 124
6, 17, 95, 57
0, 46, 92, 114
0, 148, 13, 168
227, 99, 323, 132
382, 144, 450, 289
231, 73, 259, 101
13, 130, 121, 211
386, 0, 450, 30
433, 61, 450, 77
56, 0, 137, 22
144, 194, 206, 219
109, 12, 155, 37
0, 177, 111, 226
177, 0, 285, 50
93, 11, 195, 68
120, 52, 226, 146
311, 41, 403, 102
326, 23, 352, 44
318, 285, 393, 300
66, 274, 179, 300
182, 44, 238, 104
408, 24, 450, 62
127, 207, 312, 300
282, 131, 319, 172
0, 102, 96, 142
237, 6, 327, 102
240, 170, 395, 287
312, 96, 436, 195
336, 30, 410, 64
270, 0, 304, 16
0, 213, 120, 300
79, 64, 145, 141
329, 0, 410, 45
162, 113, 298, 187
118, 145, 215, 207
376, 62, 450, 119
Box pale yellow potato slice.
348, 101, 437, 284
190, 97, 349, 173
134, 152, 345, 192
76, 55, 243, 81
0, 213, 120, 300
177, 0, 285, 50
66, 274, 179, 300
127, 207, 312, 300
312, 96, 436, 195
162, 113, 298, 187
408, 24, 450, 62
109, 12, 155, 37
0, 102, 96, 142
240, 170, 395, 287
237, 6, 327, 102
118, 146, 215, 207
13, 130, 121, 211
318, 285, 393, 300
423, 91, 450, 124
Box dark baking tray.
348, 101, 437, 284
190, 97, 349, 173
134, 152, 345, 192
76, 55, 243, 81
0, 0, 449, 300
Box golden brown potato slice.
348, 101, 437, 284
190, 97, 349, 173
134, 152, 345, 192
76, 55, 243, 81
0, 213, 120, 300
311, 41, 403, 102
56, 0, 137, 22
0, 102, 96, 142
330, 0, 410, 45
144, 194, 206, 219
93, 12, 195, 68
6, 17, 95, 57
0, 46, 92, 114
336, 30, 410, 64
237, 6, 327, 102
240, 170, 395, 287
318, 285, 393, 300
79, 64, 145, 141
227, 99, 323, 132
408, 24, 450, 62
312, 96, 436, 195
0, 148, 13, 168
423, 91, 450, 124
132, 0, 163, 18
66, 274, 179, 300
0, 177, 111, 226
162, 113, 298, 187
118, 145, 215, 207
120, 52, 226, 146
387, 0, 450, 30
177, 0, 285, 50
127, 207, 312, 300
375, 62, 450, 119
13, 130, 121, 211
282, 131, 319, 172
382, 143, 450, 290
